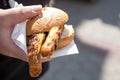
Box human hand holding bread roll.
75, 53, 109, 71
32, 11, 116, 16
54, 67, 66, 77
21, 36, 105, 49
0, 5, 42, 62
26, 7, 74, 77
0, 3, 75, 78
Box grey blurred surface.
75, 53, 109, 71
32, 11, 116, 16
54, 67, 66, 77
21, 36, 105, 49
38, 0, 120, 80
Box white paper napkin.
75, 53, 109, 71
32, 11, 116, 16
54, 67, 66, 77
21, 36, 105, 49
51, 40, 79, 58
11, 21, 27, 54
10, 0, 79, 58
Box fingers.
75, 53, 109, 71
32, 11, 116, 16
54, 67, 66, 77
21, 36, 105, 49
0, 5, 43, 62
2, 5, 42, 27
0, 35, 27, 62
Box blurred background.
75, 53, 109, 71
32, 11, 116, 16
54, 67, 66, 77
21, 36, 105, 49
38, 0, 120, 80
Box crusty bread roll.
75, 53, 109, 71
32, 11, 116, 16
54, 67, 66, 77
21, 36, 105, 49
27, 7, 69, 36
26, 7, 74, 77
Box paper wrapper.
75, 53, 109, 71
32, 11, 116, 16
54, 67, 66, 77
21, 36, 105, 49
11, 1, 79, 58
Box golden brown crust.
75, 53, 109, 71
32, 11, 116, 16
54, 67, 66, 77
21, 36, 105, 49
26, 7, 69, 36
57, 25, 74, 49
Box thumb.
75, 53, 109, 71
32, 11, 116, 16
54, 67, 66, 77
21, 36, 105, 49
3, 5, 42, 26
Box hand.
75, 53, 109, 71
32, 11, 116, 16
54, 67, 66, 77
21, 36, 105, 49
0, 5, 43, 62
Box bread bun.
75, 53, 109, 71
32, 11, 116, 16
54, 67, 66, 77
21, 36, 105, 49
57, 25, 74, 49
26, 7, 74, 77
26, 7, 69, 36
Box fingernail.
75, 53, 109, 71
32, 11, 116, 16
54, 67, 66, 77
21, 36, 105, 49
31, 5, 42, 13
